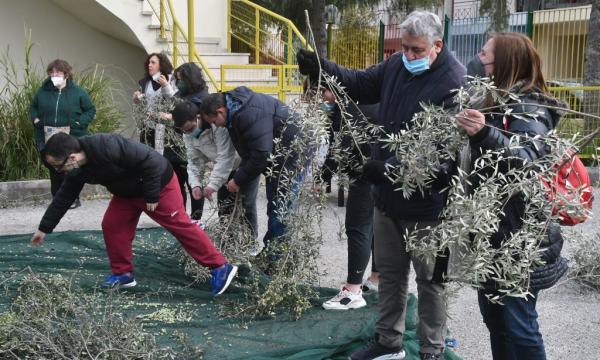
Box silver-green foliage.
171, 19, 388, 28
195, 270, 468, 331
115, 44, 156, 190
132, 96, 187, 161
393, 77, 593, 301
0, 272, 201, 359
571, 232, 600, 290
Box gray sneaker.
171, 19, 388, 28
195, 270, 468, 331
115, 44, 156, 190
323, 287, 367, 310
361, 279, 379, 295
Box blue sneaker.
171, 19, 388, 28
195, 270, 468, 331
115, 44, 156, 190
103, 272, 137, 288
211, 263, 238, 295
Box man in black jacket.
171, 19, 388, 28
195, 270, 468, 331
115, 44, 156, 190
298, 11, 466, 360
198, 87, 304, 260
30, 133, 237, 295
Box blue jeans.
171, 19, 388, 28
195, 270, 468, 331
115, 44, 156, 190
345, 178, 376, 284
263, 172, 304, 248
478, 290, 546, 360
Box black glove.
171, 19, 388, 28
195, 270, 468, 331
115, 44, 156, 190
296, 48, 320, 79
362, 160, 388, 184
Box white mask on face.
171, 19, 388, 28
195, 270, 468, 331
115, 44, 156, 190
152, 72, 162, 82
51, 76, 65, 87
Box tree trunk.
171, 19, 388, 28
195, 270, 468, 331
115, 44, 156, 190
583, 0, 600, 134
521, 0, 542, 11
309, 0, 328, 57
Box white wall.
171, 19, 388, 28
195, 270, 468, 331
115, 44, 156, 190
0, 0, 148, 135
197, 0, 227, 46
167, 0, 227, 49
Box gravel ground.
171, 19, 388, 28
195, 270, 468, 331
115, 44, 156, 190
0, 182, 599, 360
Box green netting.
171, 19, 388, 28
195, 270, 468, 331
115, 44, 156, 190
0, 228, 462, 360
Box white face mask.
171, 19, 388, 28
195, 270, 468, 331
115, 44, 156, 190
151, 72, 161, 82
51, 76, 65, 87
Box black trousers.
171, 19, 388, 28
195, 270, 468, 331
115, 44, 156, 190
172, 164, 204, 220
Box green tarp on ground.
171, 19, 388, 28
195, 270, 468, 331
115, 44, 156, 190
0, 228, 462, 360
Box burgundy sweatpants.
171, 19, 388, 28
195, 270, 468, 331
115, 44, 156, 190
101, 173, 227, 274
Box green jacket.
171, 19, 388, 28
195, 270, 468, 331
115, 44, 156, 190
30, 78, 96, 147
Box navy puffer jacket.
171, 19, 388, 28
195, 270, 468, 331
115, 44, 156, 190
225, 86, 300, 186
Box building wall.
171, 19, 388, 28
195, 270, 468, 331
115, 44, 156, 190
0, 0, 148, 135
168, 0, 227, 50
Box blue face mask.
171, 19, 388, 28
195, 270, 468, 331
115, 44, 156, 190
402, 53, 430, 75
184, 118, 206, 139
319, 102, 335, 114
190, 128, 202, 138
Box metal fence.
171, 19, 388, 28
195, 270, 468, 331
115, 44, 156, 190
228, 0, 307, 65
445, 12, 530, 66
329, 25, 381, 69
327, 22, 406, 69
445, 5, 592, 83
220, 64, 302, 102
531, 5, 591, 83
550, 86, 600, 158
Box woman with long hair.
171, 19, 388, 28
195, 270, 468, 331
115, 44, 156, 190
458, 32, 568, 360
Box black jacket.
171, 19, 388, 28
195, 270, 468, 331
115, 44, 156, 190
38, 134, 173, 233
323, 102, 378, 180
468, 91, 568, 290
321, 47, 466, 220
225, 86, 300, 186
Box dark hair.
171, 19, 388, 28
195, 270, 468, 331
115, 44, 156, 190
198, 93, 226, 116
143, 52, 173, 81
46, 59, 73, 79
174, 63, 207, 94
490, 32, 547, 93
42, 133, 81, 160
172, 100, 199, 128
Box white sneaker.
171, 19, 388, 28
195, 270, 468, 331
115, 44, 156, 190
246, 244, 260, 257
361, 279, 379, 295
322, 287, 367, 310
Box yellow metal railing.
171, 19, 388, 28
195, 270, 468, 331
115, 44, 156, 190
550, 86, 600, 158
532, 5, 591, 83
220, 64, 303, 102
146, 0, 220, 91
329, 25, 380, 70
228, 0, 308, 65
147, 0, 309, 100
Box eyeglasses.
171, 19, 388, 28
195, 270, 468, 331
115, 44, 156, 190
52, 156, 71, 173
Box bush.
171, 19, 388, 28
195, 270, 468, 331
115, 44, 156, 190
0, 30, 122, 181
571, 233, 600, 290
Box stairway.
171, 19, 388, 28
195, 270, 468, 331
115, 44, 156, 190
139, 0, 279, 91
50, 0, 289, 94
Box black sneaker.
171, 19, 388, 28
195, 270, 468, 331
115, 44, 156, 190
349, 338, 405, 360
420, 352, 443, 360
69, 198, 81, 209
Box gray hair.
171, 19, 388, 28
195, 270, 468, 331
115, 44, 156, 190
399, 11, 443, 45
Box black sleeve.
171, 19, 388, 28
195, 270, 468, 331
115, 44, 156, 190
469, 114, 551, 164
38, 178, 85, 233
321, 57, 385, 104
107, 135, 166, 203
233, 111, 273, 186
